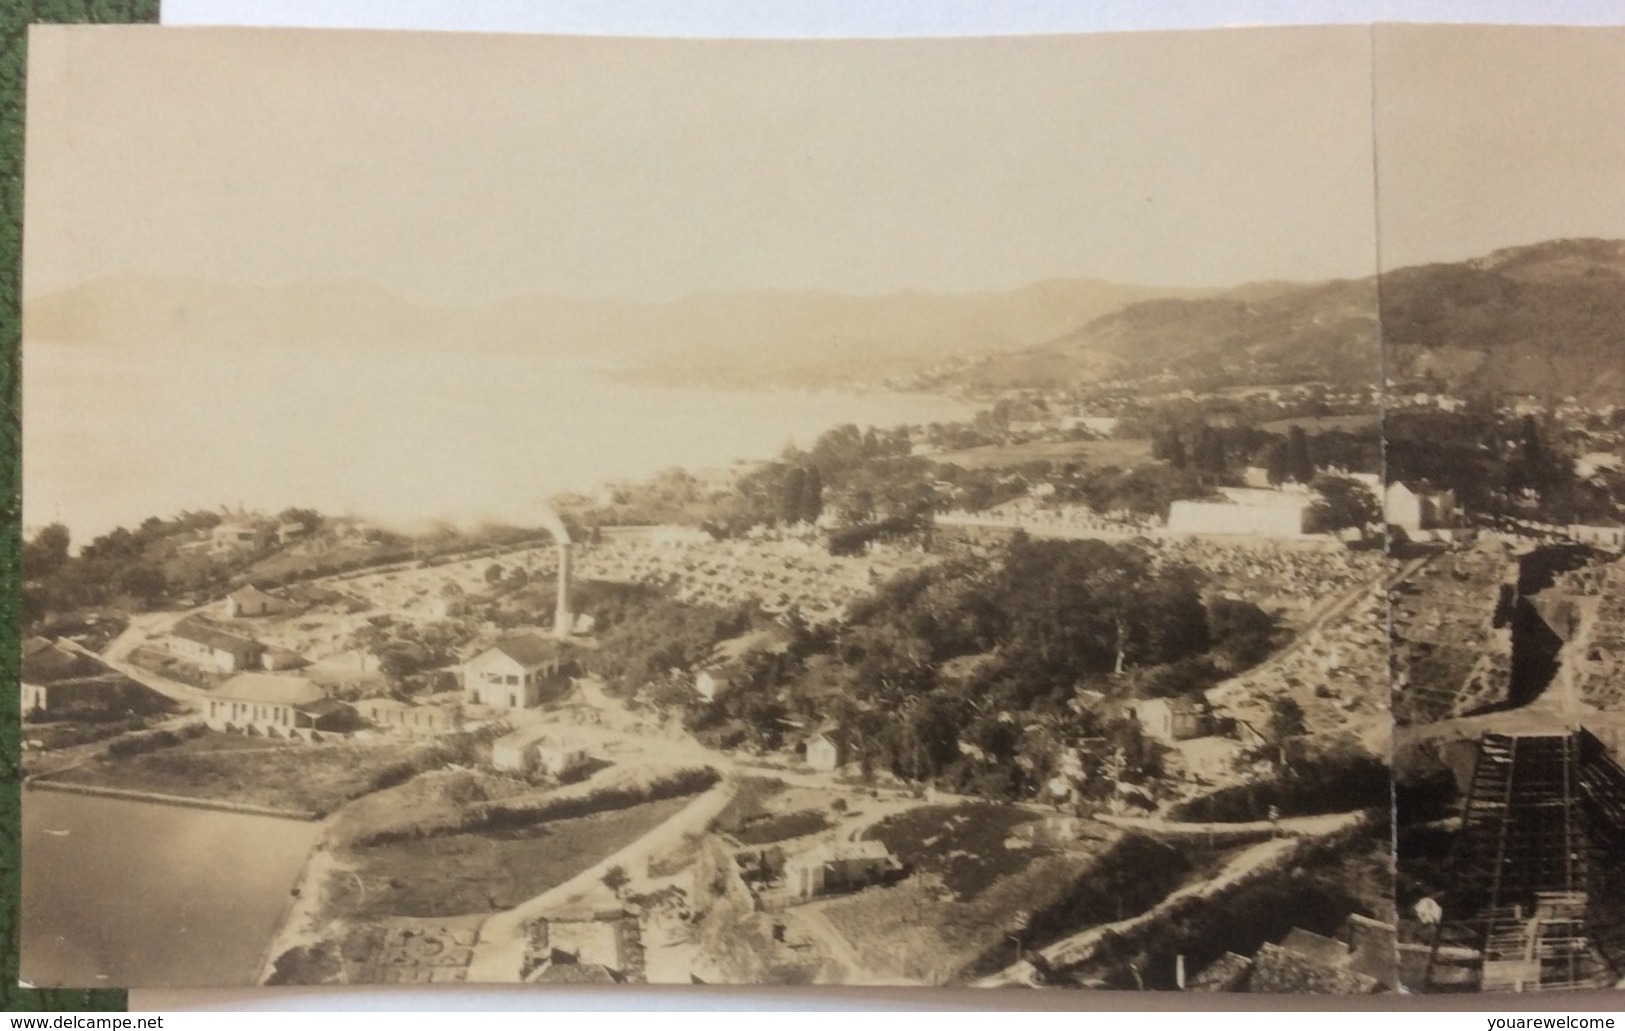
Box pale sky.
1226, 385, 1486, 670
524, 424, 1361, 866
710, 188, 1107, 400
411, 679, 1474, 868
25, 25, 1382, 304
1375, 24, 1625, 271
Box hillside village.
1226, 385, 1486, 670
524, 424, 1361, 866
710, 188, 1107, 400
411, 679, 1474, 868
19, 241, 1625, 994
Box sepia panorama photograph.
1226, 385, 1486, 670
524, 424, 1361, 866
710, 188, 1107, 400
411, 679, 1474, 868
12, 22, 1622, 995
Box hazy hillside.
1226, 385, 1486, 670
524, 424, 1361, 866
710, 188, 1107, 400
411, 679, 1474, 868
1382, 238, 1625, 403
24, 274, 1200, 388
942, 238, 1625, 403
947, 277, 1379, 391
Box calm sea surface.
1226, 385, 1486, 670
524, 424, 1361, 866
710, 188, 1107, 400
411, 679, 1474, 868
21, 790, 321, 988
22, 339, 971, 540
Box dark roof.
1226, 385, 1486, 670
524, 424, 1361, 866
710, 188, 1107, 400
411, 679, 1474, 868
172, 617, 263, 654
1280, 927, 1352, 968
295, 697, 351, 718
527, 962, 620, 985
21, 639, 109, 685
1248, 942, 1382, 995
1390, 479, 1453, 497
482, 633, 561, 668
809, 728, 847, 749
1188, 952, 1254, 992
1146, 696, 1206, 715
1343, 915, 1399, 989
227, 585, 283, 603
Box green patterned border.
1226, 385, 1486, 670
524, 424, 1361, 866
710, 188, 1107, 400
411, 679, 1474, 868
1, 0, 159, 1013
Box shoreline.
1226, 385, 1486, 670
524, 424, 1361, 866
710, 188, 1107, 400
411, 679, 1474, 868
255, 837, 342, 985
25, 777, 319, 821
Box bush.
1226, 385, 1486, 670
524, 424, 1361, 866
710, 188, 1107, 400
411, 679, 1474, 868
104, 721, 205, 759
1168, 743, 1390, 821
727, 809, 831, 846
352, 766, 720, 846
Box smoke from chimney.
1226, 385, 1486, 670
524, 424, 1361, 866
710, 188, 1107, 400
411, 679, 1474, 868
555, 541, 572, 640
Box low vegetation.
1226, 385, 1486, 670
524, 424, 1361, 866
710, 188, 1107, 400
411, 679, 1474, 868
726, 809, 831, 846
335, 764, 719, 846
329, 796, 692, 921
1167, 737, 1390, 821
867, 803, 1050, 899
48, 731, 464, 815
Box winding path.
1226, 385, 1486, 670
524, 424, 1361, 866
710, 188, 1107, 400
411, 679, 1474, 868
973, 808, 1374, 987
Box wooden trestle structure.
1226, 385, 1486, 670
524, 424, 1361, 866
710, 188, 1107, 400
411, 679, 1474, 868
1421, 730, 1625, 993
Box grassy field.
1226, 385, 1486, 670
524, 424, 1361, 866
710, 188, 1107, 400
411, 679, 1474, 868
819, 848, 1109, 984
866, 802, 1050, 899
728, 809, 831, 846
50, 732, 445, 814
929, 437, 1153, 472
330, 795, 692, 920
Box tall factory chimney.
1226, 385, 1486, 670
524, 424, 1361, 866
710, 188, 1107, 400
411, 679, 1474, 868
554, 541, 572, 640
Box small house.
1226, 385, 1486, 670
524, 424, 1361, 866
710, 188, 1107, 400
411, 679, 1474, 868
694, 666, 730, 703
1385, 481, 1457, 533
167, 617, 265, 672
784, 840, 896, 899
210, 519, 260, 555
1135, 696, 1211, 743
429, 581, 468, 620
805, 730, 847, 771
261, 645, 308, 671
491, 731, 536, 772
275, 520, 310, 545
223, 585, 288, 619
535, 740, 591, 777
490, 728, 591, 775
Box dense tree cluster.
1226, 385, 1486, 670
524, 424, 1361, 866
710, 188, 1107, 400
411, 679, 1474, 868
20, 512, 226, 621
642, 536, 1279, 801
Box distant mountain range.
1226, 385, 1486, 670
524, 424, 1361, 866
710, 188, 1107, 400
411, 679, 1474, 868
22, 274, 1201, 388
26, 238, 1625, 403
943, 238, 1625, 403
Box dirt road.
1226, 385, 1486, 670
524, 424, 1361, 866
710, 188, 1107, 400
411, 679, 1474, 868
464, 778, 738, 982
973, 808, 1374, 987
